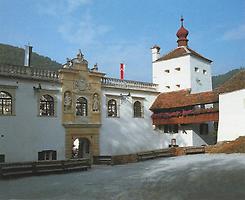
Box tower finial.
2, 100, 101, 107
180, 15, 184, 26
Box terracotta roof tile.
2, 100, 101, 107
150, 89, 218, 110
215, 70, 245, 94
155, 46, 212, 63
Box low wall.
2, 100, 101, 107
0, 158, 91, 179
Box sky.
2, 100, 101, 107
0, 0, 244, 82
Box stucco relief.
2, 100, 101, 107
73, 79, 91, 92
92, 93, 100, 112
64, 91, 72, 111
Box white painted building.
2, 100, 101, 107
0, 65, 65, 162
0, 17, 232, 163
218, 89, 245, 141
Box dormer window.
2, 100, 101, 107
195, 67, 199, 72
175, 67, 181, 71
164, 69, 170, 73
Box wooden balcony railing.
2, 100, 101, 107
152, 108, 219, 125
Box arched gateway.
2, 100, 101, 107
72, 138, 91, 159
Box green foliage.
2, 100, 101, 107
0, 43, 62, 70
212, 68, 244, 88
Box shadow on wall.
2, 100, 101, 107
100, 98, 190, 155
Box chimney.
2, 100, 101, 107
24, 45, 32, 67
151, 45, 160, 62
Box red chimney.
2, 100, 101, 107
120, 63, 124, 80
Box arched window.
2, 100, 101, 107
0, 91, 12, 115
133, 101, 142, 118
40, 94, 54, 116
108, 99, 117, 117
76, 97, 87, 116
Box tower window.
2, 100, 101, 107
76, 97, 88, 116
195, 67, 199, 72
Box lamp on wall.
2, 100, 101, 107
33, 83, 42, 91
120, 92, 131, 103
120, 92, 131, 99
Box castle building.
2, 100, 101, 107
0, 18, 237, 163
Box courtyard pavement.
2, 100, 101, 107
1, 154, 245, 200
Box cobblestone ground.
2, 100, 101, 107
1, 154, 245, 200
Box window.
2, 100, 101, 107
200, 123, 209, 135
166, 86, 170, 89
76, 97, 88, 116
164, 124, 178, 133
195, 67, 199, 72
108, 99, 117, 117
40, 94, 54, 116
176, 84, 180, 88
175, 67, 181, 71
203, 69, 207, 74
38, 150, 57, 161
173, 124, 179, 133
0, 154, 5, 163
164, 69, 170, 73
0, 91, 12, 115
200, 104, 205, 109
133, 101, 143, 118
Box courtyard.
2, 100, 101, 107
1, 154, 245, 200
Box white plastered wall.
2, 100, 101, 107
152, 55, 191, 93
99, 88, 201, 155
0, 78, 65, 162
190, 56, 212, 93
218, 89, 245, 141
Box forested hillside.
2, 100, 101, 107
0, 43, 62, 70
212, 68, 244, 88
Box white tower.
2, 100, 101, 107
152, 17, 213, 94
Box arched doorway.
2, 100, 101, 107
72, 138, 91, 159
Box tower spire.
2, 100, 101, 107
176, 16, 189, 47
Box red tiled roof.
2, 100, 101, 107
215, 70, 245, 94
155, 46, 212, 63
150, 89, 218, 110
